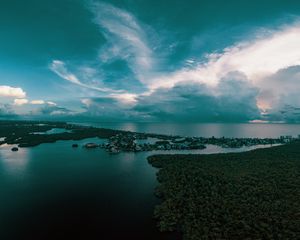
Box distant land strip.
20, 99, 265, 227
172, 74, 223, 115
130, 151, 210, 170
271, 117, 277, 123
0, 120, 296, 152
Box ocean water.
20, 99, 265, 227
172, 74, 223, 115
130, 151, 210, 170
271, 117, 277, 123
77, 122, 300, 138
1, 123, 299, 239
0, 138, 177, 240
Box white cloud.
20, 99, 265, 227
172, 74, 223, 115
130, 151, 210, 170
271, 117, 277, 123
30, 100, 45, 105
0, 85, 26, 98
149, 23, 300, 91
81, 98, 92, 107
109, 93, 138, 105
50, 60, 123, 93
0, 103, 15, 116
47, 101, 57, 106
50, 60, 82, 85
50, 3, 157, 103
90, 1, 154, 84
50, 110, 70, 116
13, 98, 29, 106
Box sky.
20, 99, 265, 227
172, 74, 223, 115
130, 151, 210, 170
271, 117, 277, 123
1, 0, 300, 122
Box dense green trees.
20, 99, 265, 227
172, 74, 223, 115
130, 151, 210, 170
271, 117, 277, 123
148, 142, 300, 239
0, 120, 129, 147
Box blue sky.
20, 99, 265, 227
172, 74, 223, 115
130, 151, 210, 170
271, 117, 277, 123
1, 0, 300, 122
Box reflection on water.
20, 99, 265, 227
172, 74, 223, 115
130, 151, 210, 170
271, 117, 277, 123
118, 153, 137, 171
0, 138, 177, 240
33, 128, 72, 135
131, 143, 281, 157
0, 144, 29, 176
76, 122, 300, 138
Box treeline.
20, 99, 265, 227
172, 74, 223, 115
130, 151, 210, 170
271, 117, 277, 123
148, 142, 300, 239
0, 120, 126, 147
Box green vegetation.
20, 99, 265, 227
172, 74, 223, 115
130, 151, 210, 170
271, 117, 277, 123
148, 142, 300, 239
0, 120, 126, 147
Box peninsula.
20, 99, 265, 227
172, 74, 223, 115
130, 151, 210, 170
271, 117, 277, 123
148, 142, 300, 239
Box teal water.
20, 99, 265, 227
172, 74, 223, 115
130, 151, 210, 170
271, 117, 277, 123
0, 139, 183, 240
0, 138, 178, 240
77, 122, 300, 138
33, 128, 72, 135
1, 123, 299, 239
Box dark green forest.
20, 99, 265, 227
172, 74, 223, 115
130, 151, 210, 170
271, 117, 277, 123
148, 142, 300, 239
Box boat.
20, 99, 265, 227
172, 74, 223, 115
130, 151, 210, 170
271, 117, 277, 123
84, 143, 98, 149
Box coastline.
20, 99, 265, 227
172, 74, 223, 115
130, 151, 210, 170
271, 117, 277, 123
0, 120, 293, 152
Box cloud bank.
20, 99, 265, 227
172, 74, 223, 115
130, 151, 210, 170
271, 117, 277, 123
44, 2, 300, 122
0, 103, 16, 118
80, 71, 260, 122
0, 85, 26, 98
150, 24, 300, 90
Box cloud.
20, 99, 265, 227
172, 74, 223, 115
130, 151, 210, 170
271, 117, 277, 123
262, 104, 300, 123
50, 60, 83, 85
148, 23, 300, 91
133, 72, 260, 122
0, 85, 26, 98
80, 96, 134, 121
255, 65, 300, 122
79, 72, 260, 122
31, 104, 74, 116
30, 100, 45, 105
13, 98, 29, 106
45, 4, 300, 122
109, 92, 138, 105
0, 103, 16, 118
46, 101, 57, 106
50, 60, 123, 93
13, 98, 56, 106
258, 65, 300, 108
89, 1, 156, 85
88, 5, 300, 110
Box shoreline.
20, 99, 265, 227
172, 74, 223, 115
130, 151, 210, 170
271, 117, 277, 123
0, 120, 295, 153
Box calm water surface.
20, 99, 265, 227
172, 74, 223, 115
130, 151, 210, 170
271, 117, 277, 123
78, 122, 300, 138
0, 138, 179, 240
1, 123, 299, 239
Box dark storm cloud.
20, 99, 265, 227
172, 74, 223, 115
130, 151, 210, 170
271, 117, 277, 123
80, 97, 142, 121
133, 72, 260, 122
0, 104, 16, 118
31, 105, 73, 117
80, 72, 260, 122
259, 65, 300, 122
